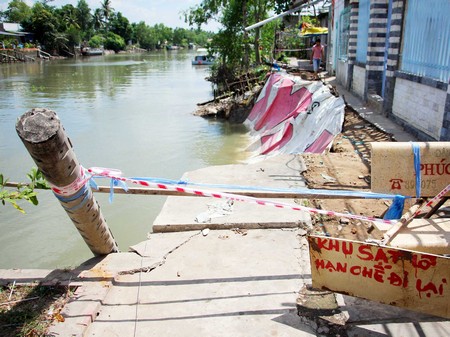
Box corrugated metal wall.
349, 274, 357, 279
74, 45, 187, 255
402, 0, 450, 82
356, 0, 370, 63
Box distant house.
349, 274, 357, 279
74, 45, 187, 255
330, 0, 450, 141
0, 22, 34, 44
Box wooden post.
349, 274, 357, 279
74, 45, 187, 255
16, 108, 119, 255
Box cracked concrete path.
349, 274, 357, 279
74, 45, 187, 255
83, 229, 316, 337
152, 154, 311, 232
43, 229, 450, 336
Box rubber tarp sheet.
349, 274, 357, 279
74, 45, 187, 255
245, 73, 345, 157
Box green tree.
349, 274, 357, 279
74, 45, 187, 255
92, 8, 104, 32
132, 21, 158, 50
185, 0, 292, 85
260, 19, 279, 61
110, 12, 132, 44
2, 0, 216, 56
56, 4, 79, 31
248, 0, 271, 64
3, 0, 32, 23
104, 31, 125, 52
100, 0, 114, 32
153, 23, 173, 46
172, 27, 187, 46
88, 34, 104, 48
22, 2, 59, 52
77, 0, 93, 39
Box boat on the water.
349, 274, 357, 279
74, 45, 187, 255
81, 47, 104, 56
192, 55, 215, 65
166, 45, 181, 50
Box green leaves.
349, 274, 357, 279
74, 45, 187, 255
0, 168, 49, 214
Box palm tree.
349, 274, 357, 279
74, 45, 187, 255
101, 0, 114, 32
93, 8, 104, 32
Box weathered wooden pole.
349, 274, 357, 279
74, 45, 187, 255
16, 108, 119, 255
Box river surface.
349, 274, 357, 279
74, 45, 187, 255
0, 51, 249, 269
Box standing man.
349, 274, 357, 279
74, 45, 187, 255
310, 38, 324, 80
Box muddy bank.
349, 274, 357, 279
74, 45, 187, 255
194, 84, 263, 123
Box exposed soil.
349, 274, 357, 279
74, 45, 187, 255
300, 106, 404, 241
0, 283, 75, 337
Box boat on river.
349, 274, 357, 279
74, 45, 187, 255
81, 47, 104, 56
192, 55, 215, 65
166, 45, 181, 50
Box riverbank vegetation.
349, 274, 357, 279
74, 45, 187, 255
0, 283, 75, 337
184, 0, 295, 92
1, 1, 318, 93
0, 168, 49, 213
0, 0, 214, 55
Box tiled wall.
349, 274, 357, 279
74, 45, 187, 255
351, 65, 366, 99
393, 77, 447, 139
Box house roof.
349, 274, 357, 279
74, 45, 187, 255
0, 22, 32, 36
2, 22, 22, 32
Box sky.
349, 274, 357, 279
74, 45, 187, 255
0, 0, 221, 31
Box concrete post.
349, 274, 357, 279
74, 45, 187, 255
16, 108, 119, 255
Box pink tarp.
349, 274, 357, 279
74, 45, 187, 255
245, 73, 345, 157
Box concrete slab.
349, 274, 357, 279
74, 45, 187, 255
84, 229, 316, 337
0, 269, 56, 285
347, 321, 450, 337
153, 155, 311, 232
130, 231, 200, 257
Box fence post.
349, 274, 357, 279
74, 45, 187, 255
16, 108, 119, 255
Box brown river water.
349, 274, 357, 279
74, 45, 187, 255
0, 50, 249, 268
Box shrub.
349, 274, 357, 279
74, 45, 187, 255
88, 34, 104, 48
104, 32, 125, 52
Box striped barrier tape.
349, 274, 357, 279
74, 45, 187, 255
412, 183, 450, 218
129, 176, 405, 200
49, 166, 90, 196
87, 167, 399, 225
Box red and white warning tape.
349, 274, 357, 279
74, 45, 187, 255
49, 166, 90, 196
412, 183, 450, 218
87, 167, 399, 225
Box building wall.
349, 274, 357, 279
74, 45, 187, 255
392, 77, 447, 140
351, 65, 366, 98
441, 82, 450, 140
332, 0, 449, 141
336, 60, 350, 87
383, 0, 405, 115
366, 0, 388, 96
329, 0, 347, 84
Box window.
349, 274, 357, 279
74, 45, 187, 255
356, 0, 370, 63
401, 0, 450, 82
337, 7, 350, 60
